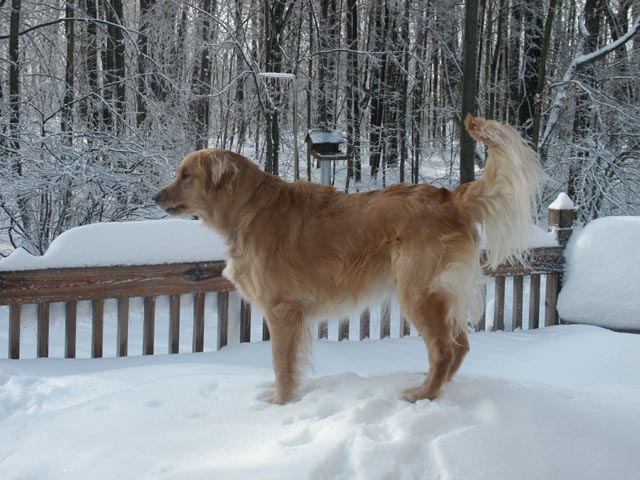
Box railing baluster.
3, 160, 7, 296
217, 291, 229, 350
168, 295, 180, 354
143, 296, 155, 355
380, 299, 391, 339
240, 300, 251, 343
545, 273, 559, 326
528, 274, 541, 329
476, 284, 487, 332
338, 318, 349, 341
359, 309, 370, 340
37, 303, 50, 358
512, 276, 524, 331
193, 293, 205, 352
92, 300, 104, 358
65, 301, 77, 358
9, 304, 21, 359
493, 277, 505, 331
318, 320, 328, 339
399, 314, 410, 337
117, 297, 129, 357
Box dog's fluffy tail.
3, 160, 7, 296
461, 115, 545, 269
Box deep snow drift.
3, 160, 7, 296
1, 325, 639, 480
558, 216, 640, 330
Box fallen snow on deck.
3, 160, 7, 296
1, 325, 638, 480
558, 216, 640, 329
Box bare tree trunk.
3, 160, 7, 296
317, 0, 338, 129
382, 0, 402, 172
634, 0, 640, 72
489, 0, 506, 120
368, 0, 385, 179
518, 0, 543, 137
398, 0, 410, 183
531, 0, 558, 150
81, 0, 101, 134
7, 0, 33, 243
410, 2, 429, 184
345, 0, 361, 187
482, 0, 492, 117
306, 6, 313, 180
62, 0, 75, 141
231, 0, 246, 150
136, 0, 156, 127
59, 0, 76, 232
460, 0, 479, 184
103, 0, 126, 131
568, 0, 604, 203
263, 0, 291, 175
507, 0, 523, 123
192, 0, 217, 150
9, 0, 21, 156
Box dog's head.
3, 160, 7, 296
154, 149, 239, 221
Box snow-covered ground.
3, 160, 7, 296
1, 325, 638, 480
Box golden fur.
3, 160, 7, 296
154, 115, 544, 404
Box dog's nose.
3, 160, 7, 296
153, 191, 163, 204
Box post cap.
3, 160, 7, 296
549, 192, 575, 210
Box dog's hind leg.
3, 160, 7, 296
398, 289, 457, 402
447, 329, 470, 381
265, 302, 307, 404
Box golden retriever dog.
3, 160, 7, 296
154, 115, 544, 404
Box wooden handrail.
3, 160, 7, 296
0, 248, 564, 306
0, 260, 234, 305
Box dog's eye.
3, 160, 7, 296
181, 172, 190, 181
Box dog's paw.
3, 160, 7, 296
401, 385, 437, 403
401, 385, 421, 403
265, 394, 287, 405
260, 388, 298, 405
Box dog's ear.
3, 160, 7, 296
200, 151, 238, 193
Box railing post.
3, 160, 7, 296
546, 193, 576, 326
548, 193, 577, 248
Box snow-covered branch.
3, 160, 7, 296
540, 15, 640, 148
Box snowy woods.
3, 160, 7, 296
1, 0, 639, 254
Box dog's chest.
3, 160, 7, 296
222, 257, 260, 303
222, 258, 237, 284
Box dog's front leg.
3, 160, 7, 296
266, 302, 306, 404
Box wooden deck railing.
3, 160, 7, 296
0, 248, 564, 360
0, 201, 576, 360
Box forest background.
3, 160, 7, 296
1, 0, 638, 255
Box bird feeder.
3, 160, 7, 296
305, 129, 348, 185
